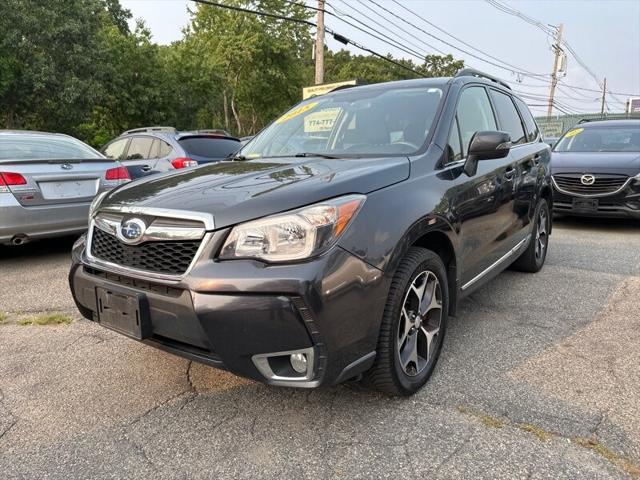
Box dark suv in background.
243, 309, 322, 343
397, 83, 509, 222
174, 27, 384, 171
101, 127, 241, 179
70, 69, 552, 395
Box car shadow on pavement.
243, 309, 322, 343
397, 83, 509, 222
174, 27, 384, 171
553, 215, 639, 233
0, 234, 80, 260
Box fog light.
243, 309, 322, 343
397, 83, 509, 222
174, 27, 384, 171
290, 353, 307, 373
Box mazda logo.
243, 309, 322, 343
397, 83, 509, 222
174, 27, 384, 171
117, 218, 146, 244
580, 174, 595, 185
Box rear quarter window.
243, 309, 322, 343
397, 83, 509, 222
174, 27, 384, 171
514, 97, 540, 142
0, 135, 101, 160
178, 137, 241, 159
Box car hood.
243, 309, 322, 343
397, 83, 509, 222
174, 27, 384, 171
101, 156, 410, 229
551, 151, 640, 175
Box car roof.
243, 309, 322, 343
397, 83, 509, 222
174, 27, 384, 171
319, 75, 515, 102
116, 130, 240, 142
577, 119, 640, 128
176, 132, 240, 142
0, 129, 71, 137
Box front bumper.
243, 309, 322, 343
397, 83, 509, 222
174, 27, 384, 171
0, 193, 90, 244
69, 232, 387, 387
552, 177, 640, 219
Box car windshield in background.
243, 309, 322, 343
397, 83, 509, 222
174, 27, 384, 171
178, 137, 241, 159
0, 134, 101, 160
241, 86, 444, 159
554, 126, 640, 153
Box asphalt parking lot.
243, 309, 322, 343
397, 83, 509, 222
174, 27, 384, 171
0, 217, 639, 479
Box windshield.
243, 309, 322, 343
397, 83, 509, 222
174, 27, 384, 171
554, 125, 640, 153
0, 134, 101, 160
241, 85, 444, 159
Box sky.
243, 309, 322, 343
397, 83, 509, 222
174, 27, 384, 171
121, 0, 640, 115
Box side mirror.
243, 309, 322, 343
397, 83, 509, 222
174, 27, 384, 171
463, 131, 511, 177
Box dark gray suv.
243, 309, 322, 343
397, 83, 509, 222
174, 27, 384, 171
70, 70, 552, 395
101, 127, 241, 179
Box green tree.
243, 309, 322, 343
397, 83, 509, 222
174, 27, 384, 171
0, 0, 107, 132
185, 0, 313, 136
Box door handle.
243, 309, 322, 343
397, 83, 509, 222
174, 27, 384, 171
504, 167, 516, 180
140, 165, 152, 172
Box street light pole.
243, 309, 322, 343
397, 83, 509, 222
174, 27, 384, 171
314, 0, 325, 85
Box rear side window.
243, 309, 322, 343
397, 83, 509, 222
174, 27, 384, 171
158, 141, 173, 157
514, 97, 540, 142
125, 137, 154, 160
490, 90, 527, 145
0, 135, 101, 160
179, 137, 240, 159
103, 139, 128, 159
456, 87, 497, 155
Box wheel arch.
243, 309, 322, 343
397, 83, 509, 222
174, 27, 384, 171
386, 216, 460, 317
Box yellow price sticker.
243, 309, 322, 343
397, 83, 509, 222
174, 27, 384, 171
275, 102, 318, 124
564, 128, 583, 138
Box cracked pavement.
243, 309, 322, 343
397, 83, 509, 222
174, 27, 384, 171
0, 217, 639, 479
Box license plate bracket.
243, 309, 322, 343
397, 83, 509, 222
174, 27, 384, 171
573, 198, 598, 211
96, 287, 150, 340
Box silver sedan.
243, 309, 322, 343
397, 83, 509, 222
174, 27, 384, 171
0, 130, 130, 246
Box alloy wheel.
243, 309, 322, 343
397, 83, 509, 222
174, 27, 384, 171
535, 207, 548, 261
397, 270, 443, 377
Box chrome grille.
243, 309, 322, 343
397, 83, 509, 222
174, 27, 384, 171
552, 174, 629, 196
91, 228, 202, 275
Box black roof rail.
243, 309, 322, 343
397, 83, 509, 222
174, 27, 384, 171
122, 126, 177, 135
454, 68, 511, 90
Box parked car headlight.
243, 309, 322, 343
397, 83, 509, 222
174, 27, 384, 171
89, 191, 108, 219
220, 195, 366, 262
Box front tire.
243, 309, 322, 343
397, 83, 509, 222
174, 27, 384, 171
512, 199, 550, 273
364, 247, 449, 396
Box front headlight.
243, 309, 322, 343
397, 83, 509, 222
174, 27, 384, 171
89, 191, 108, 220
219, 194, 366, 262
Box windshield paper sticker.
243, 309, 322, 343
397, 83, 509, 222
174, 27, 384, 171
275, 102, 318, 124
564, 128, 583, 138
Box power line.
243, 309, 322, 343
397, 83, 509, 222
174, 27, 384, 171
345, 0, 447, 55
282, 0, 430, 62
368, 0, 549, 78
484, 0, 640, 98
392, 0, 547, 78
189, 0, 425, 78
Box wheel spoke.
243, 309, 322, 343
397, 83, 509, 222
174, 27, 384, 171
420, 325, 439, 363
410, 273, 427, 304
398, 307, 413, 349
400, 332, 418, 370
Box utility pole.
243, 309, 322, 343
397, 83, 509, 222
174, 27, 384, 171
314, 0, 325, 85
547, 23, 564, 118
600, 77, 607, 116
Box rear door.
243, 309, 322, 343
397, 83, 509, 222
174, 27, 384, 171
514, 96, 549, 224
0, 133, 118, 207
487, 88, 534, 244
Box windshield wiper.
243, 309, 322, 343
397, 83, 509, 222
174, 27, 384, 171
294, 152, 341, 159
